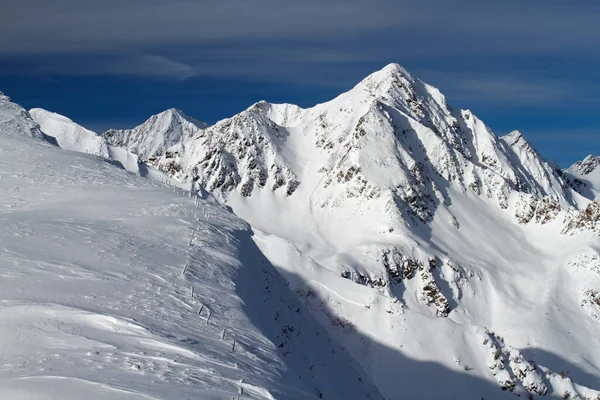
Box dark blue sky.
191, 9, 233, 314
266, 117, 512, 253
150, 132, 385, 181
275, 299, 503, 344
1, 0, 598, 166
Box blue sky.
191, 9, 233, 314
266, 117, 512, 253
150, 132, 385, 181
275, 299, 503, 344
0, 0, 598, 166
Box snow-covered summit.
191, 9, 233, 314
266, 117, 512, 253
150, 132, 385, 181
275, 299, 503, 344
1, 64, 600, 399
102, 108, 207, 159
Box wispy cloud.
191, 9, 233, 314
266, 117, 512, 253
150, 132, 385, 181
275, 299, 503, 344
24, 52, 198, 79
2, 0, 600, 80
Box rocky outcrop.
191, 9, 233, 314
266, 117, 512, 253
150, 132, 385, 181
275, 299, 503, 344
0, 93, 53, 142
481, 330, 547, 396
563, 201, 600, 235
515, 194, 562, 225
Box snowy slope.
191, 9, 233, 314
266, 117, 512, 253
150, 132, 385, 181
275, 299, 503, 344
102, 108, 207, 159
0, 97, 384, 399
98, 63, 600, 399
30, 107, 110, 158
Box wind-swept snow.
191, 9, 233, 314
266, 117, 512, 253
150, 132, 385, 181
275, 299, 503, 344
30, 108, 110, 158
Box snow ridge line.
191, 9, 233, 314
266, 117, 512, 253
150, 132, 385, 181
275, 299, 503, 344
167, 183, 245, 399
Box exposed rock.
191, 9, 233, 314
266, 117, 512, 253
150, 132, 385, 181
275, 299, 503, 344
563, 201, 600, 234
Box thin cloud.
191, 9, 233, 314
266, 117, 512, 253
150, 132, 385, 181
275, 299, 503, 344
2, 0, 600, 56
2, 0, 600, 83
0, 52, 197, 80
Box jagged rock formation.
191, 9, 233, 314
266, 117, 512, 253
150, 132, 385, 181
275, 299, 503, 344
515, 194, 562, 225
150, 102, 300, 196
563, 201, 600, 235
480, 329, 548, 396
573, 155, 600, 176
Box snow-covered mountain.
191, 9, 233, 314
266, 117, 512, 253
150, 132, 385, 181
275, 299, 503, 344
97, 63, 600, 399
102, 108, 207, 159
2, 63, 600, 399
148, 64, 576, 221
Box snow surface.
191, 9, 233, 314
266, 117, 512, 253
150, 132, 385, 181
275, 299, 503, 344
29, 107, 176, 182
30, 108, 110, 158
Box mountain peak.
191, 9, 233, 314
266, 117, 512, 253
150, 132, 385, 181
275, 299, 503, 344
153, 108, 206, 127
383, 62, 411, 73
573, 154, 600, 175
502, 130, 540, 155
357, 63, 413, 91
159, 107, 184, 117
102, 108, 207, 158
503, 130, 523, 142
373, 62, 412, 79
245, 100, 270, 114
